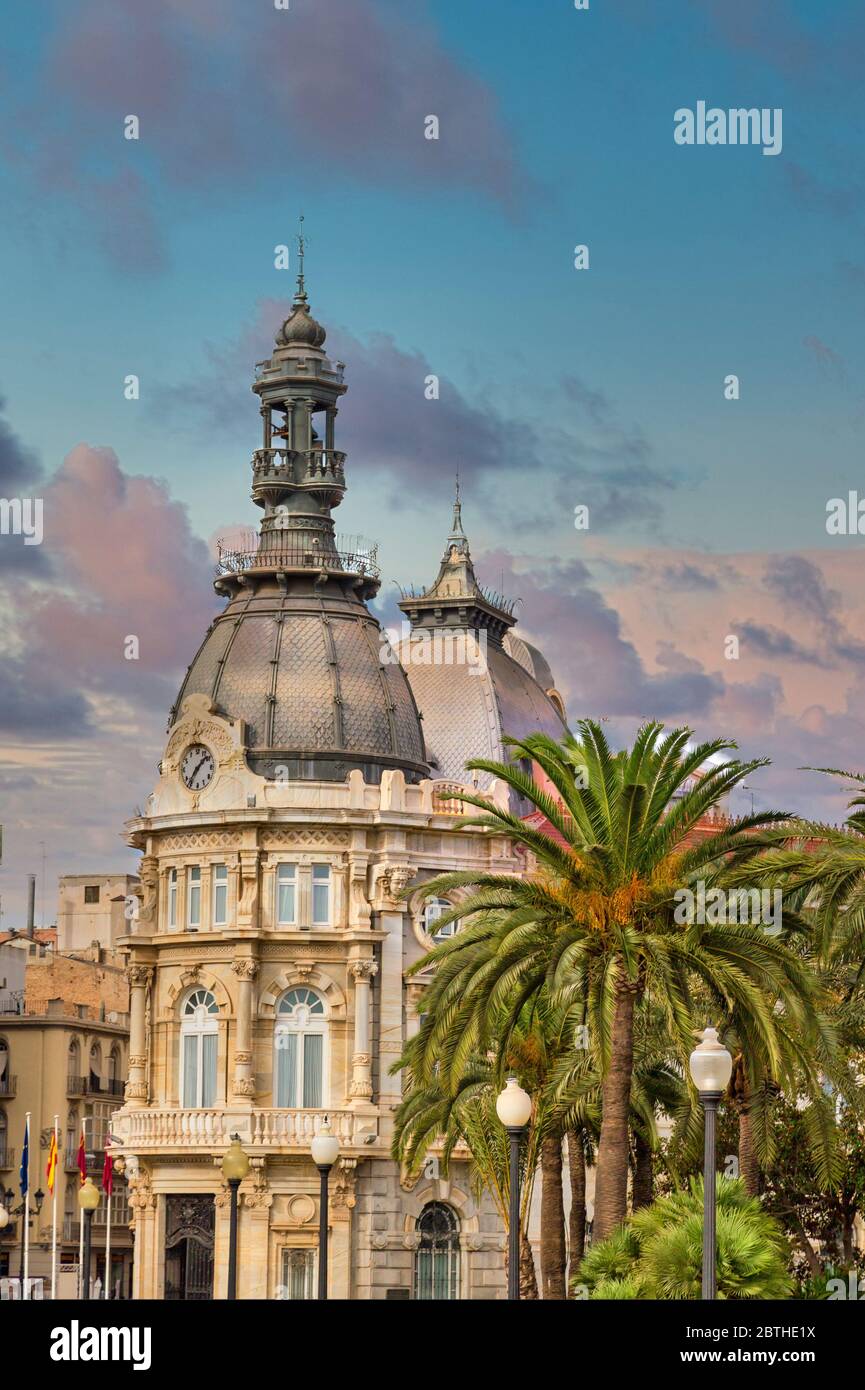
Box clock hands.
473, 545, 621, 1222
187, 753, 211, 785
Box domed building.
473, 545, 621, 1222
113, 259, 567, 1300
395, 490, 566, 808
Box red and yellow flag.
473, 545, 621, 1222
46, 1130, 58, 1194
77, 1127, 87, 1185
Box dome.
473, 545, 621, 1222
275, 294, 327, 349
172, 580, 427, 784
397, 637, 566, 788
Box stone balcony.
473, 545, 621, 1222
118, 1107, 378, 1155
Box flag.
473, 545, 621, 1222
102, 1148, 114, 1197
46, 1129, 58, 1194
19, 1116, 29, 1196
77, 1127, 87, 1185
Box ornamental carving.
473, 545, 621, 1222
231, 959, 259, 982
349, 960, 378, 983
233, 1078, 256, 1098
402, 1232, 422, 1251
136, 856, 158, 928
370, 1232, 389, 1250
246, 1163, 272, 1210
332, 1158, 357, 1212
128, 1053, 147, 1070
165, 717, 234, 767
377, 864, 416, 907
260, 829, 349, 849
160, 831, 237, 852
124, 1080, 148, 1101
127, 965, 154, 989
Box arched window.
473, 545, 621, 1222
414, 1202, 460, 1300
0, 1108, 7, 1164
180, 989, 219, 1108
274, 988, 326, 1109
423, 897, 457, 942
89, 1043, 102, 1092
0, 1038, 8, 1086
66, 1108, 78, 1167
107, 1047, 120, 1094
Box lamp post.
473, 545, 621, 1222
221, 1136, 250, 1301
77, 1177, 100, 1301
496, 1077, 532, 1301
310, 1119, 340, 1300
689, 1026, 733, 1301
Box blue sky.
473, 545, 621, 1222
1, 0, 865, 924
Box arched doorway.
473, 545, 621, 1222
164, 1195, 215, 1300
414, 1202, 460, 1300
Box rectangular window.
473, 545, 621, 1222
182, 1034, 198, 1108
84, 885, 100, 904
213, 865, 228, 926
302, 1033, 323, 1107
188, 866, 201, 929
281, 1249, 314, 1300
276, 865, 296, 925
168, 869, 178, 929
276, 1032, 298, 1107
312, 865, 331, 925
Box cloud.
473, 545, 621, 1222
153, 299, 676, 532
478, 548, 723, 721
12, 0, 529, 269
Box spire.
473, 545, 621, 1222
397, 496, 517, 644
274, 214, 326, 350
295, 213, 308, 306
449, 472, 465, 542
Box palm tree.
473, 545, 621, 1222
579, 1178, 792, 1299
406, 721, 821, 1240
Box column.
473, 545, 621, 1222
349, 960, 377, 1100
406, 982, 426, 1041
231, 958, 258, 1101
125, 965, 153, 1108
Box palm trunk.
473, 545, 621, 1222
539, 1135, 567, 1299
631, 1130, 653, 1210
519, 1228, 539, 1299
592, 981, 636, 1241
567, 1127, 587, 1287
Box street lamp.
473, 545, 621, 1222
310, 1119, 340, 1301
77, 1177, 100, 1301
689, 1026, 733, 1301
496, 1077, 532, 1301
221, 1136, 250, 1301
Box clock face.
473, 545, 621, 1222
181, 744, 215, 791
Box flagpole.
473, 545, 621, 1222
77, 1117, 88, 1299
105, 1157, 112, 1299
22, 1111, 31, 1300
51, 1115, 59, 1299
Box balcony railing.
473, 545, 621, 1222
122, 1108, 373, 1152
216, 533, 379, 581
0, 1148, 16, 1170
252, 447, 346, 486
66, 1076, 125, 1099
0, 1075, 16, 1098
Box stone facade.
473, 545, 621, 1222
112, 698, 517, 1298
